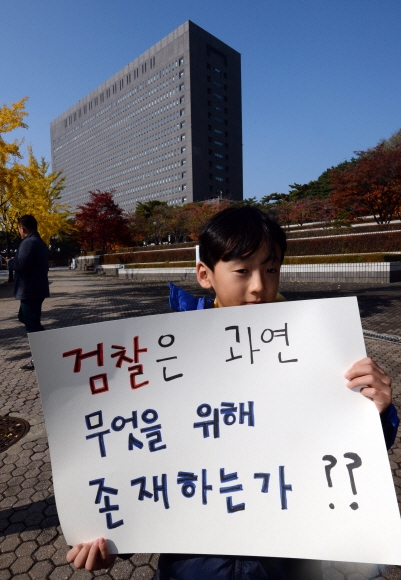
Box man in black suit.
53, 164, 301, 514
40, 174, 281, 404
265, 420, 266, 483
8, 215, 49, 370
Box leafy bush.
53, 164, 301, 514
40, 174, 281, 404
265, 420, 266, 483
287, 231, 401, 256
283, 253, 401, 264
124, 261, 196, 269
101, 247, 195, 265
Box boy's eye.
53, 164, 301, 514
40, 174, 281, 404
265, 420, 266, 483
235, 268, 248, 274
265, 268, 278, 274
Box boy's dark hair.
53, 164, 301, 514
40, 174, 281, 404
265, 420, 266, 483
199, 206, 287, 270
18, 215, 38, 231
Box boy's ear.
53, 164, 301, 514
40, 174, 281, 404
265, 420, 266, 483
196, 261, 213, 290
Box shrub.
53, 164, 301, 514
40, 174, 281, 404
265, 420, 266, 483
287, 231, 401, 256
101, 247, 196, 265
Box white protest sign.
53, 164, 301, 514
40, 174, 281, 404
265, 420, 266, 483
29, 297, 401, 564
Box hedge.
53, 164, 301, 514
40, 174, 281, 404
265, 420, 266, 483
286, 223, 401, 240
107, 241, 196, 254
283, 253, 401, 264
124, 261, 196, 269
286, 231, 401, 256
101, 247, 196, 265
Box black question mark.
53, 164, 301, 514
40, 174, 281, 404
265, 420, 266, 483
344, 452, 362, 510
322, 455, 337, 509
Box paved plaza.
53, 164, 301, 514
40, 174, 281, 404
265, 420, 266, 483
1, 271, 401, 579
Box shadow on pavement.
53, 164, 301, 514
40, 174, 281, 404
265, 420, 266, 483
0, 497, 59, 536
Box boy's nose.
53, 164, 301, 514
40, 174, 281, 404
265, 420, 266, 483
249, 272, 264, 295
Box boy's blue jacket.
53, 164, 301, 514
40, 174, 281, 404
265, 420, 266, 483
169, 281, 215, 311
162, 283, 400, 580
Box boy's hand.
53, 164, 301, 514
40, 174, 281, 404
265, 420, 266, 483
344, 357, 392, 414
66, 538, 116, 570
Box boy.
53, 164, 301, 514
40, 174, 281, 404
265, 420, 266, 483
67, 206, 398, 578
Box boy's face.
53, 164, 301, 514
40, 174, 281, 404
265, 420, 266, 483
196, 243, 281, 307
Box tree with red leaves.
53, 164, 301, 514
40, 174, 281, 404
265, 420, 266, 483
287, 197, 320, 226
329, 142, 401, 224
75, 190, 130, 252
183, 200, 231, 240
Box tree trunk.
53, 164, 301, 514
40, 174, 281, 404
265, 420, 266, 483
5, 232, 14, 283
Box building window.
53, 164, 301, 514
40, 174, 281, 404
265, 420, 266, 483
73, 112, 77, 121
64, 119, 67, 128
181, 158, 186, 165
213, 92, 222, 100
119, 79, 124, 90
127, 73, 131, 84
94, 97, 98, 106
112, 83, 117, 94
181, 146, 186, 153
106, 88, 110, 98
216, 164, 224, 170
180, 121, 185, 128
84, 105, 87, 114
215, 152, 224, 159
180, 108, 185, 116
179, 70, 184, 78
179, 57, 184, 66
213, 80, 223, 88
179, 84, 184, 91
214, 140, 223, 147
215, 176, 223, 182
182, 183, 187, 190
89, 101, 93, 110
214, 129, 223, 135
180, 96, 185, 104
78, 108, 82, 117
182, 171, 186, 178
214, 67, 222, 76
100, 93, 104, 103
181, 134, 185, 141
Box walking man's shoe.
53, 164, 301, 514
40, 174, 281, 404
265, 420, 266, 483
19, 360, 34, 371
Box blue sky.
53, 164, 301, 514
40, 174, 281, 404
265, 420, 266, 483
2, 0, 401, 199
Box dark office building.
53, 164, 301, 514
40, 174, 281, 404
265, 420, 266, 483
50, 20, 243, 212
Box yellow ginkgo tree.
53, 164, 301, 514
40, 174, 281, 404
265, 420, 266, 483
0, 98, 71, 260
19, 147, 70, 245
0, 98, 28, 258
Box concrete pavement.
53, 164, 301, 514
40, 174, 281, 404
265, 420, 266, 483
1, 271, 401, 579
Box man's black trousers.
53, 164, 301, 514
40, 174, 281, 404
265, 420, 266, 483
18, 299, 45, 333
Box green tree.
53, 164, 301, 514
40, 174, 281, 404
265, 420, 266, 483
288, 160, 356, 201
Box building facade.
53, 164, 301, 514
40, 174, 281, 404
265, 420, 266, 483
50, 20, 243, 212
